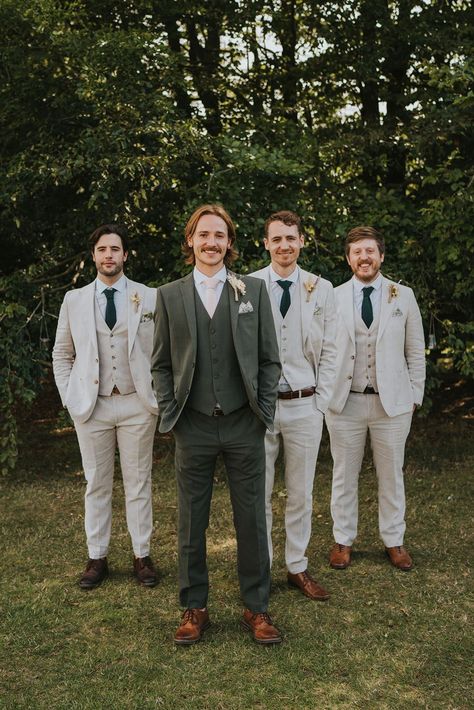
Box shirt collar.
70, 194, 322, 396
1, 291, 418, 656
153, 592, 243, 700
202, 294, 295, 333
352, 272, 382, 294
193, 265, 227, 286
269, 264, 299, 284
96, 274, 127, 294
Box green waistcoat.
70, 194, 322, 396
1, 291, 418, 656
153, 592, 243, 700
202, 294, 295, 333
187, 285, 248, 415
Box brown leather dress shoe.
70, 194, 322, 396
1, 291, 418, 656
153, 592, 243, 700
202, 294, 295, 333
329, 543, 352, 569
241, 609, 282, 645
174, 608, 211, 645
79, 557, 108, 589
133, 556, 158, 587
385, 545, 413, 571
287, 570, 330, 601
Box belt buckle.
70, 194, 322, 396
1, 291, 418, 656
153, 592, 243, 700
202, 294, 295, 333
212, 406, 224, 416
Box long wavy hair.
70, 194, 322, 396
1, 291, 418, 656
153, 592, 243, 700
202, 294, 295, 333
182, 204, 239, 267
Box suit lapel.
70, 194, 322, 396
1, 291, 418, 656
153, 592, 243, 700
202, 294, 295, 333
299, 269, 318, 343
339, 280, 355, 344
179, 272, 197, 345
228, 278, 241, 344
377, 276, 395, 341
83, 281, 98, 352
126, 278, 143, 355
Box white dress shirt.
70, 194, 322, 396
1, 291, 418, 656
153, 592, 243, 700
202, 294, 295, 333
193, 265, 227, 306
95, 274, 127, 324
352, 272, 382, 320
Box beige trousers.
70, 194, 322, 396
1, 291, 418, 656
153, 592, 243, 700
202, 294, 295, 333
265, 395, 324, 574
74, 392, 157, 558
326, 392, 413, 548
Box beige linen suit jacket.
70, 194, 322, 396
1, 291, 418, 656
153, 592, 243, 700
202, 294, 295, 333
52, 277, 158, 423
329, 276, 426, 417
250, 266, 337, 413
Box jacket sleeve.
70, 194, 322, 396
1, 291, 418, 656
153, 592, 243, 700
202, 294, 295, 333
404, 288, 426, 406
151, 287, 177, 425
52, 294, 75, 407
256, 280, 281, 424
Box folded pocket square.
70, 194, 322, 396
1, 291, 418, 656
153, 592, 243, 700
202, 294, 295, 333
392, 308, 404, 317
238, 301, 254, 314
140, 311, 154, 323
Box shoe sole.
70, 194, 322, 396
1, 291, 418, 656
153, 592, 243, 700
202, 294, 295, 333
329, 561, 351, 569
240, 620, 282, 644
135, 577, 159, 588
174, 621, 211, 645
385, 550, 412, 571
287, 579, 330, 601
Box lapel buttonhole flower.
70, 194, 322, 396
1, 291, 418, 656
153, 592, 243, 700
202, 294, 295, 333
131, 291, 141, 312
227, 272, 246, 302
304, 276, 320, 302
388, 284, 399, 303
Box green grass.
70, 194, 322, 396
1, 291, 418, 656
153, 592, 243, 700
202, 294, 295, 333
1, 411, 473, 710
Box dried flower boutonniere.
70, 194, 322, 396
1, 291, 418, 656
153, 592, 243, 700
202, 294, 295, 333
227, 272, 246, 302
388, 284, 399, 303
304, 276, 320, 302
131, 291, 142, 311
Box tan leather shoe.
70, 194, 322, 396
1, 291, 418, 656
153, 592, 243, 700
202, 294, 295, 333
133, 556, 158, 587
241, 609, 282, 645
79, 557, 108, 589
329, 543, 352, 569
174, 608, 211, 645
385, 545, 413, 571
287, 570, 330, 601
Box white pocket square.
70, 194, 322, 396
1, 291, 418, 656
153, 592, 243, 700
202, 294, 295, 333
238, 301, 254, 314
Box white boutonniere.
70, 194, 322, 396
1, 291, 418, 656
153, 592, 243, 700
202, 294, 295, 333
304, 276, 320, 302
131, 291, 142, 311
388, 284, 399, 303
227, 272, 246, 302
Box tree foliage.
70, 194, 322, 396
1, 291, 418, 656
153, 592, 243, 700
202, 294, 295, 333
1, 0, 473, 471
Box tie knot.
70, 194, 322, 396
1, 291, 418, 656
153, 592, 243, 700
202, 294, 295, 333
205, 278, 220, 291
277, 280, 292, 292
104, 288, 116, 300
362, 286, 374, 296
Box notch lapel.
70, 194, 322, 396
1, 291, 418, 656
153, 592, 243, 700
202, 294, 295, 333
179, 273, 197, 345
377, 276, 396, 342
127, 279, 143, 355
299, 269, 319, 343
339, 280, 355, 344
83, 281, 99, 353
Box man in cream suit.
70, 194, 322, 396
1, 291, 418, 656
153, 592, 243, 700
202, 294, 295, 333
326, 226, 425, 571
152, 204, 282, 645
251, 210, 337, 601
53, 224, 158, 589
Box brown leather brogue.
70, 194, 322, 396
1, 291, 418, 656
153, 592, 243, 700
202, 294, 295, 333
79, 557, 108, 589
241, 609, 282, 645
174, 608, 211, 645
329, 543, 352, 569
385, 545, 413, 571
133, 556, 158, 587
287, 570, 330, 601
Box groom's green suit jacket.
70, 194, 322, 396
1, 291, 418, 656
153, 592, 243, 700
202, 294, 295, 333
151, 271, 281, 433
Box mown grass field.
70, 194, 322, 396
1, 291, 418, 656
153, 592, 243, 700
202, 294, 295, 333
1, 392, 472, 709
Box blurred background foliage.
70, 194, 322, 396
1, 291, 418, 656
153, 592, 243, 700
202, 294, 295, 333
1, 0, 473, 472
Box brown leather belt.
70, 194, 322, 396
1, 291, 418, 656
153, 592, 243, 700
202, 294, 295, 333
278, 386, 316, 400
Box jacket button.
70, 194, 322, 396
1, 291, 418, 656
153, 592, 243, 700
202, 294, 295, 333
347, 375, 352, 380
351, 355, 355, 359
94, 379, 99, 384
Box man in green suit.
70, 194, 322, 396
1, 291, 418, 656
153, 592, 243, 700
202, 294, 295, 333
152, 204, 282, 645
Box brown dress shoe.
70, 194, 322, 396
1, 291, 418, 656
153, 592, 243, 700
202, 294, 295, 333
287, 570, 330, 601
329, 543, 352, 569
241, 609, 282, 645
79, 557, 108, 589
133, 556, 158, 587
385, 545, 413, 571
174, 608, 211, 645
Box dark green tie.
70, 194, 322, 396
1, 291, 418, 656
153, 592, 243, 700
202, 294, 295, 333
277, 280, 292, 318
361, 286, 374, 328
104, 288, 117, 329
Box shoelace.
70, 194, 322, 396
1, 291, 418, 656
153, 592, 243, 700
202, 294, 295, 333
252, 612, 273, 625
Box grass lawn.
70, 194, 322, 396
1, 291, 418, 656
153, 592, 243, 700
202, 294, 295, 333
1, 395, 472, 709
